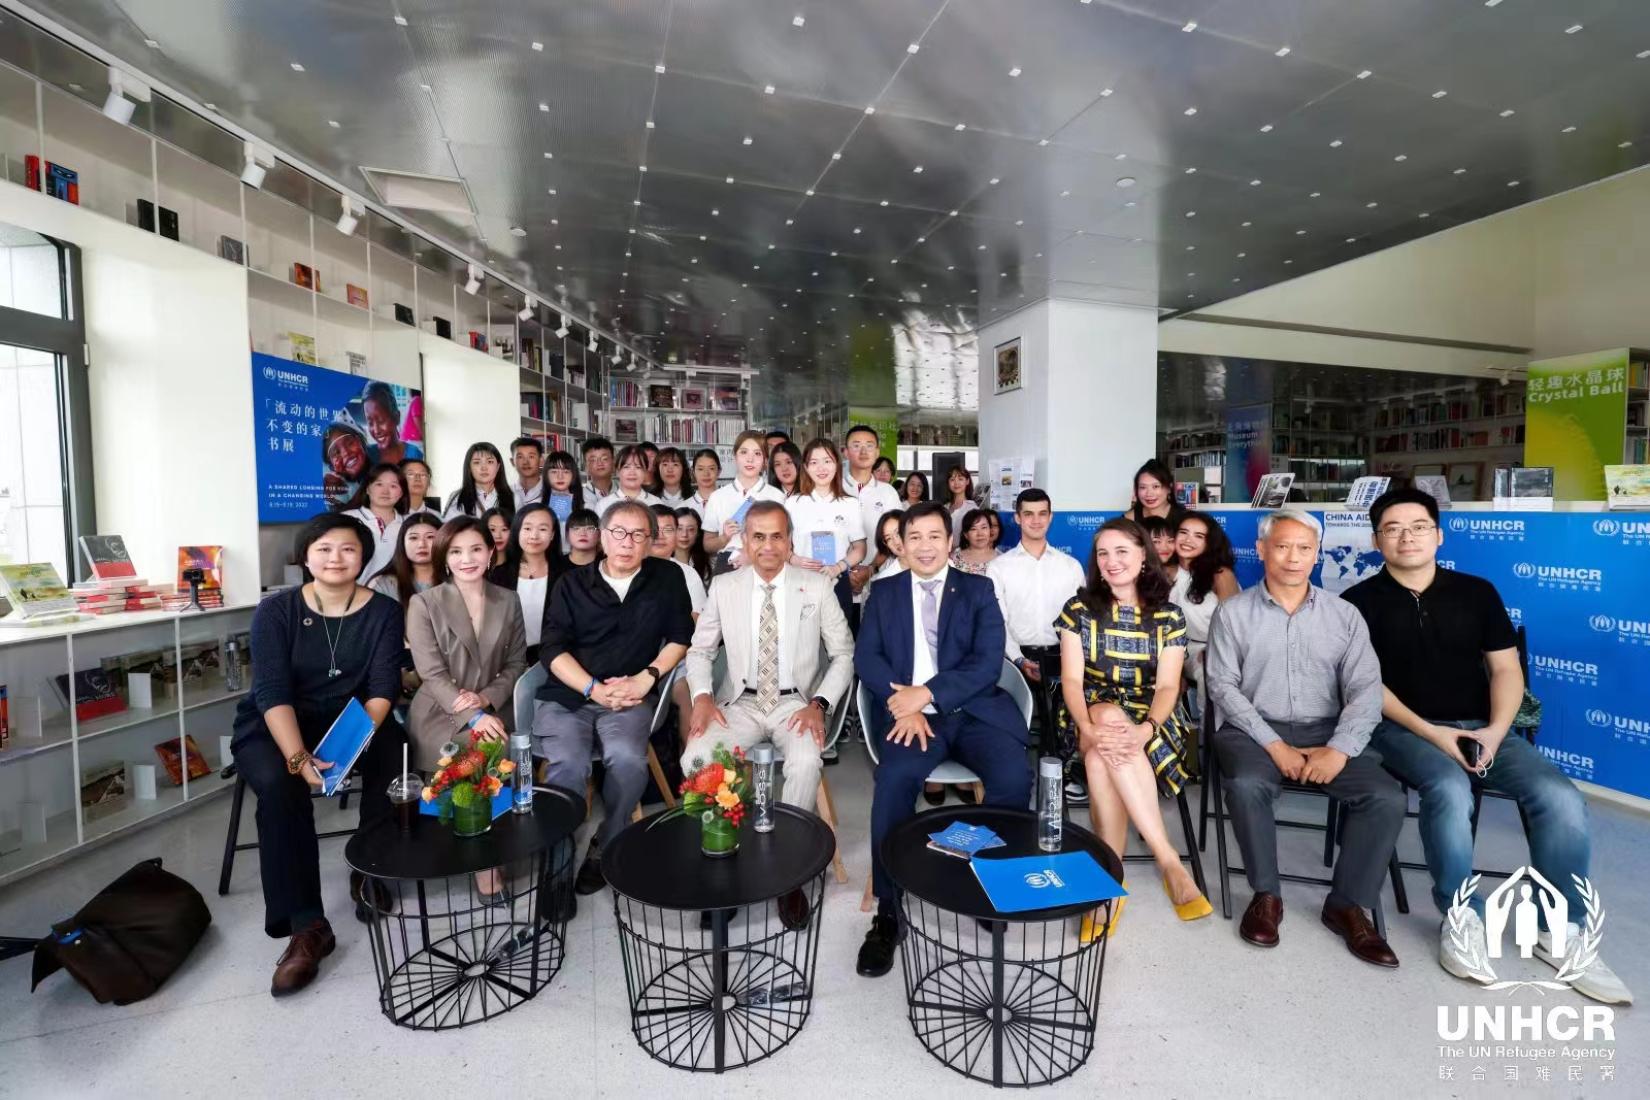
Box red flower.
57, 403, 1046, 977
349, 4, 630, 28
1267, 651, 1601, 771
687, 762, 725, 795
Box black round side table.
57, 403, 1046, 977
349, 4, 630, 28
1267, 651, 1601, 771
883, 806, 1124, 1089
344, 788, 584, 1030
604, 805, 835, 1073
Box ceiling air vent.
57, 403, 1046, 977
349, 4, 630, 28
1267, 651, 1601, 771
359, 166, 476, 216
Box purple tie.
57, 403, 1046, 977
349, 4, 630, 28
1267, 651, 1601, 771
920, 579, 941, 663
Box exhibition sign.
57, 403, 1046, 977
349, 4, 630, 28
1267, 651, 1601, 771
1001, 508, 1650, 802
1525, 349, 1630, 502
250, 353, 425, 522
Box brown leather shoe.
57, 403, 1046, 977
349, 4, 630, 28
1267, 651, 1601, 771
1321, 901, 1400, 968
1239, 892, 1283, 947
271, 920, 336, 997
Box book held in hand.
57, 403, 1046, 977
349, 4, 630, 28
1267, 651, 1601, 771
311, 698, 376, 796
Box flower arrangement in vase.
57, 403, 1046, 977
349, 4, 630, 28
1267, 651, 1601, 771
651, 744, 749, 857
422, 729, 513, 837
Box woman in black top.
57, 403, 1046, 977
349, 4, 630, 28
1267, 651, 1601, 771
231, 513, 407, 998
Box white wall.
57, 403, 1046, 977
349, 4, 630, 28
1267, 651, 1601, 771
0, 181, 258, 602
1160, 164, 1650, 373
977, 299, 1157, 512
419, 333, 519, 506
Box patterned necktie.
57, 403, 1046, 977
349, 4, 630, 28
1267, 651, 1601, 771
755, 583, 780, 712
920, 579, 941, 664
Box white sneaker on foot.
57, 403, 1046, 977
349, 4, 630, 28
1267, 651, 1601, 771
1535, 922, 1634, 1005
1440, 909, 1492, 985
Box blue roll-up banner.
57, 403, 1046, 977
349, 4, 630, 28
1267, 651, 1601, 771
999, 508, 1650, 801
251, 353, 424, 523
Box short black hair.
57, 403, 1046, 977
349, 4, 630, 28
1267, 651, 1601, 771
639, 441, 659, 455
294, 512, 372, 576
580, 436, 614, 456
1369, 486, 1440, 529
900, 501, 952, 538
649, 503, 676, 519
510, 436, 543, 456
1014, 488, 1051, 512
566, 506, 600, 530
764, 429, 790, 441
845, 423, 878, 442
1138, 514, 1173, 538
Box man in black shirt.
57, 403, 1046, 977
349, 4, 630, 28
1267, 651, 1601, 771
1343, 488, 1628, 1004
537, 499, 693, 894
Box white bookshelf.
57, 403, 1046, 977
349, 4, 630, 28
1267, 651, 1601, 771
608, 365, 753, 467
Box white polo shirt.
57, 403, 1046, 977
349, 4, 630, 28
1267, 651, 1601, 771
986, 540, 1086, 661
512, 477, 545, 506
675, 557, 707, 615
784, 490, 866, 565
343, 507, 403, 581
703, 478, 785, 557
593, 488, 662, 516
843, 474, 901, 547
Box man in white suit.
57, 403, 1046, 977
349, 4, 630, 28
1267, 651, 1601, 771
684, 501, 855, 810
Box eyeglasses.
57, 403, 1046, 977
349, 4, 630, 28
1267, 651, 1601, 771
1377, 522, 1438, 540
604, 526, 651, 544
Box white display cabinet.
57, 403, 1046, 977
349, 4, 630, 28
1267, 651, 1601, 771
38, 84, 153, 228
0, 64, 39, 190
0, 605, 255, 887
155, 140, 243, 263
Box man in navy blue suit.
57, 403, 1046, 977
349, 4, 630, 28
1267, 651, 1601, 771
855, 502, 1032, 976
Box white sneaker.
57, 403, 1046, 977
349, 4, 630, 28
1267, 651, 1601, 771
1535, 923, 1634, 1005
1439, 910, 1492, 985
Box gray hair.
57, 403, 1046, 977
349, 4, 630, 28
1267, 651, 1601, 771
1257, 508, 1322, 542
601, 499, 657, 537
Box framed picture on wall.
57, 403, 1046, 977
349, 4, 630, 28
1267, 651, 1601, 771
994, 337, 1022, 394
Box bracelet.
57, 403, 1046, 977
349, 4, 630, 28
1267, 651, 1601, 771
285, 749, 311, 776
582, 677, 597, 699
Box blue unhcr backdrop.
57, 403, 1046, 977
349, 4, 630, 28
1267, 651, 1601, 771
251, 353, 424, 522
1000, 508, 1650, 801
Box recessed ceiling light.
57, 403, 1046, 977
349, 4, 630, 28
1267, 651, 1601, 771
1100, 87, 1114, 97
639, 164, 647, 171
1284, 259, 1293, 264
1237, 252, 1246, 258
989, 177, 1001, 185
1366, 201, 1378, 208
742, 135, 753, 145
1008, 66, 1022, 77
1394, 153, 1408, 161
1638, 50, 1650, 59
290, 62, 306, 72
1185, 210, 1196, 217
1566, 24, 1583, 34
547, 189, 557, 196
531, 41, 544, 51
327, 119, 340, 128
419, 82, 431, 91
1186, 245, 1195, 250
907, 43, 920, 54
954, 122, 967, 131
1038, 139, 1049, 146
539, 102, 550, 112
1500, 108, 1516, 117
655, 64, 666, 74
785, 218, 794, 225
1330, 139, 1343, 148
632, 199, 641, 206
792, 14, 806, 27
711, 208, 719, 215
949, 209, 959, 216
1508, 179, 1521, 186
1183, 106, 1198, 116
1241, 220, 1252, 227
1357, 69, 1373, 79
645, 119, 655, 128
1014, 219, 1024, 226
1059, 189, 1071, 197
1182, 21, 1198, 32
879, 199, 889, 206
1561, 125, 1577, 133
1432, 89, 1448, 98
1295, 229, 1306, 235
912, 165, 924, 173
144, 37, 160, 47
1484, 0, 1502, 6
542, 151, 552, 159
1346, 236, 1357, 243
1249, 179, 1261, 186
1453, 167, 1467, 175
1419, 212, 1431, 219
831, 152, 842, 160
1260, 123, 1274, 133
1620, 140, 1635, 148
977, 244, 986, 250
1275, 46, 1291, 57
1184, 167, 1197, 174
917, 236, 926, 243
853, 227, 862, 234
725, 175, 734, 183
805, 189, 815, 196
393, 14, 409, 25
864, 105, 876, 114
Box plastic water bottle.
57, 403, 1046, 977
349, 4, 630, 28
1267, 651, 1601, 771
1037, 756, 1063, 852
510, 733, 535, 814
751, 743, 776, 833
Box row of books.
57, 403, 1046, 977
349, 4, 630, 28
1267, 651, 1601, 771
1164, 430, 1224, 451
611, 414, 744, 446
1628, 359, 1649, 389
1372, 424, 1524, 453
1172, 450, 1223, 469
521, 392, 567, 425
608, 380, 743, 412
1371, 393, 1525, 428
1274, 435, 1363, 458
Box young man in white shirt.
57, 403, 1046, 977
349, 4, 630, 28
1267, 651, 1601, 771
987, 488, 1086, 790
580, 436, 616, 502
841, 424, 902, 619
510, 436, 545, 505
649, 505, 706, 616
702, 430, 784, 571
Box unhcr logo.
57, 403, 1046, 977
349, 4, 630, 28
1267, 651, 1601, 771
1448, 517, 1525, 540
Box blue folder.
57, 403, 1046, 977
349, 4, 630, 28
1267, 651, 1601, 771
419, 784, 515, 820
969, 852, 1127, 914
731, 497, 754, 526
311, 698, 375, 797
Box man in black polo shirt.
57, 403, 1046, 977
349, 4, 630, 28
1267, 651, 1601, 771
1343, 488, 1628, 1004
537, 499, 693, 894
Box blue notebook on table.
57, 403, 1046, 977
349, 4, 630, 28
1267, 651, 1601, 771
969, 852, 1126, 914
311, 698, 375, 797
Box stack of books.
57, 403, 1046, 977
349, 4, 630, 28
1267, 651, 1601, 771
163, 546, 225, 611
73, 579, 163, 615
927, 821, 1007, 861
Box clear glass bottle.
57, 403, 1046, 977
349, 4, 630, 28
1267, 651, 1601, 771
510, 733, 535, 814
222, 640, 245, 692
751, 742, 775, 833
1037, 756, 1064, 852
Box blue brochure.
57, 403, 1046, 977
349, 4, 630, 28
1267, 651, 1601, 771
420, 784, 514, 820
731, 497, 754, 527
927, 821, 1006, 860
969, 852, 1126, 914
809, 530, 837, 564
311, 698, 375, 797
548, 492, 573, 525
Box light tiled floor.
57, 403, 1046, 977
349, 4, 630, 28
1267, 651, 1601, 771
0, 744, 1644, 1098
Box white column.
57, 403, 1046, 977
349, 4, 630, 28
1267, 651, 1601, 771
977, 299, 1158, 512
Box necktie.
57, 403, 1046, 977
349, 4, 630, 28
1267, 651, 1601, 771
755, 583, 779, 712
920, 579, 941, 664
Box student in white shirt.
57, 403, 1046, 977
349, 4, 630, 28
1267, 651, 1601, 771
542, 450, 585, 552
341, 462, 409, 581
444, 442, 514, 520
986, 488, 1086, 767
841, 424, 903, 613
768, 441, 803, 497
509, 436, 546, 506
702, 430, 785, 569
488, 503, 557, 664
653, 446, 690, 506
870, 509, 907, 583
400, 458, 440, 517
580, 436, 616, 502
686, 448, 720, 520
943, 465, 979, 549
594, 444, 663, 514
649, 505, 707, 616
784, 438, 867, 625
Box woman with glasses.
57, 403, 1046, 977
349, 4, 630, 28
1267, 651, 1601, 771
400, 458, 439, 517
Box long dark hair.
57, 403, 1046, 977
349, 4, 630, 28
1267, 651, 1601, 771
478, 507, 510, 568
944, 464, 974, 507
431, 516, 492, 585
674, 506, 712, 581
543, 449, 585, 518
1079, 517, 1171, 620
795, 438, 849, 499
451, 441, 515, 519
768, 441, 803, 495
342, 462, 409, 514
489, 503, 556, 591
1177, 510, 1236, 604
653, 446, 689, 497
1129, 458, 1177, 518
899, 471, 929, 504
372, 511, 441, 610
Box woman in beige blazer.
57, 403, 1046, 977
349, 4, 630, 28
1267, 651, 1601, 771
406, 517, 528, 772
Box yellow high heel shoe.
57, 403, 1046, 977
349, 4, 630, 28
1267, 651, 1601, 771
1079, 883, 1126, 943
1163, 875, 1213, 921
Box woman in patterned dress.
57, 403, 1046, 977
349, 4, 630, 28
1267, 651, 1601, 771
1057, 517, 1211, 936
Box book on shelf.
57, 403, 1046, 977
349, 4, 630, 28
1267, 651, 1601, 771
80, 762, 129, 823
346, 283, 368, 308
0, 562, 78, 620
51, 669, 127, 722
176, 546, 224, 592
609, 379, 643, 408
154, 735, 213, 786
612, 416, 641, 444
647, 384, 675, 409
289, 333, 318, 365
1604, 465, 1650, 510
1492, 466, 1554, 511
1250, 472, 1295, 509
1173, 482, 1199, 507
712, 384, 741, 412
345, 351, 367, 374
680, 386, 707, 411
1628, 359, 1650, 389
1344, 476, 1391, 512
78, 534, 140, 583
291, 262, 317, 291
217, 235, 246, 264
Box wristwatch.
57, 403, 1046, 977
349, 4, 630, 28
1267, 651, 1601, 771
810, 695, 831, 716
642, 665, 663, 684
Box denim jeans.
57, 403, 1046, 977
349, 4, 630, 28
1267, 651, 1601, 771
1370, 718, 1590, 917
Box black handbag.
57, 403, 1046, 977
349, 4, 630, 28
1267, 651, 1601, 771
30, 858, 211, 1005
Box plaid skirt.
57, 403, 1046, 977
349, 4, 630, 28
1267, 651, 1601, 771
1057, 682, 1191, 798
